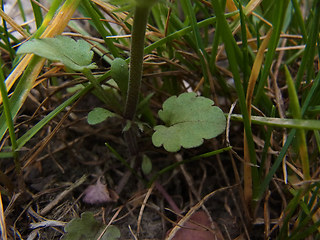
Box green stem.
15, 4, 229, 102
17, 0, 30, 33
124, 6, 150, 120
0, 60, 20, 174
82, 68, 112, 106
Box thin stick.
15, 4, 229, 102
40, 175, 87, 215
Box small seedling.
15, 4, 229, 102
16, 1, 226, 153
141, 154, 152, 175
61, 212, 120, 240
110, 57, 129, 96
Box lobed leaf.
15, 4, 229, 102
152, 92, 226, 152
17, 36, 97, 71
61, 212, 120, 240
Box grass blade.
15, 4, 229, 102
211, 0, 257, 208
30, 0, 44, 28
80, 0, 120, 58
285, 65, 310, 180
230, 114, 320, 130
254, 0, 289, 105
295, 1, 320, 89
0, 59, 19, 173
254, 69, 320, 201
144, 12, 238, 55
180, 0, 210, 93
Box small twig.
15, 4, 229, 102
136, 182, 155, 236
215, 140, 251, 239
155, 182, 181, 214
264, 190, 271, 239
29, 220, 66, 229
128, 225, 138, 240
96, 205, 123, 240
40, 175, 87, 215
0, 194, 7, 240
176, 154, 201, 204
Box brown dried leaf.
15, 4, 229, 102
82, 178, 119, 205
168, 210, 224, 240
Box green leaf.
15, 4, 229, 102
110, 58, 128, 95
99, 225, 121, 240
87, 107, 116, 125
152, 92, 226, 152
142, 154, 152, 175
61, 212, 101, 240
16, 36, 97, 71
61, 212, 120, 240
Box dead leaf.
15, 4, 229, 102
167, 210, 224, 240
82, 178, 119, 205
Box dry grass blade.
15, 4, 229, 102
166, 186, 232, 240
137, 183, 155, 236
244, 0, 263, 15
0, 8, 30, 38
243, 29, 272, 207
0, 194, 7, 240
3, 54, 34, 98
227, 0, 264, 49
91, 0, 133, 25
40, 175, 87, 215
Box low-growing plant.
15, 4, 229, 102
1, 0, 320, 239
17, 0, 227, 155
61, 212, 120, 240
13, 0, 227, 238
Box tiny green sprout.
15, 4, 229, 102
110, 58, 129, 96
142, 154, 152, 175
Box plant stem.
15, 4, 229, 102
0, 61, 20, 174
82, 68, 112, 105
124, 6, 150, 120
